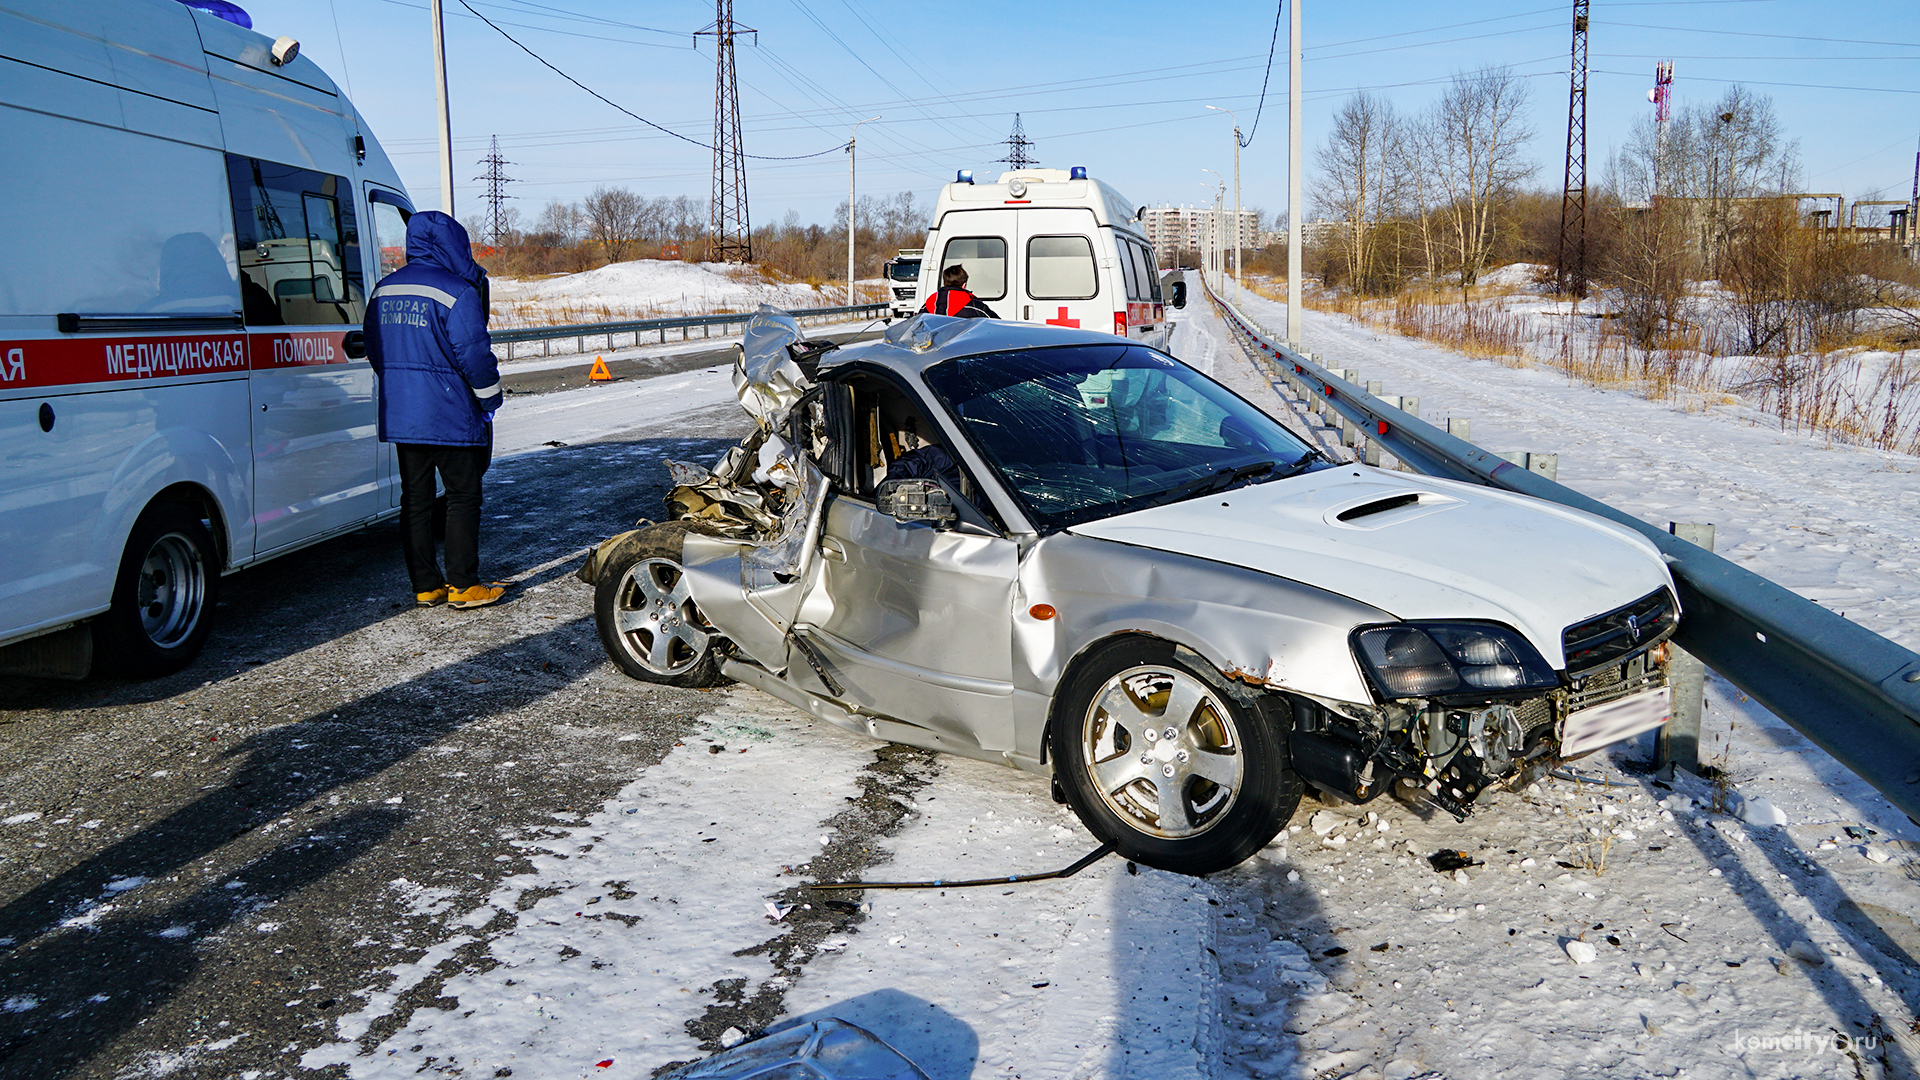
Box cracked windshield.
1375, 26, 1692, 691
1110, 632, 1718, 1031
924, 344, 1321, 530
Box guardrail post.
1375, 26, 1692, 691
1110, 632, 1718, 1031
1526, 453, 1558, 482
1366, 380, 1384, 396
1447, 418, 1470, 441
1658, 522, 1716, 775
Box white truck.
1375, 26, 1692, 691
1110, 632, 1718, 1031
883, 248, 923, 319
0, 0, 417, 678
917, 167, 1168, 350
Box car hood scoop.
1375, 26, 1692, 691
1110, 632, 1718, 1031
1068, 468, 1672, 667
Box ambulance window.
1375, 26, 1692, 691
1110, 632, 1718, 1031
1139, 243, 1164, 303
1116, 240, 1142, 302
1026, 235, 1096, 300
226, 156, 365, 326
940, 237, 1006, 300
368, 198, 409, 280
1128, 242, 1158, 303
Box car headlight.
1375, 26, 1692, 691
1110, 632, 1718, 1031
1353, 623, 1558, 699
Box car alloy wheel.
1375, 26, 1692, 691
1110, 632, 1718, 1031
613, 557, 712, 676
1049, 636, 1300, 875
1081, 664, 1245, 839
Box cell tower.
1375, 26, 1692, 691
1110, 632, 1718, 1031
697, 0, 754, 262
997, 114, 1036, 170
1650, 60, 1674, 200
474, 135, 515, 246
1555, 0, 1590, 297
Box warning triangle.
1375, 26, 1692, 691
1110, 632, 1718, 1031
588, 355, 612, 382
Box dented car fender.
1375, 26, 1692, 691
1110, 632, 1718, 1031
1006, 531, 1393, 763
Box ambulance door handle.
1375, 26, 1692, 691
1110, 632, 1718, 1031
343, 330, 366, 359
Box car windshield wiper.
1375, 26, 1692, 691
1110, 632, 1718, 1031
1271, 447, 1326, 480
1155, 459, 1277, 506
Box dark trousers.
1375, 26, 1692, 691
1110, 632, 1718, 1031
397, 437, 491, 592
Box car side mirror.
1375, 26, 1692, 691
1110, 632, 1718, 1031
876, 478, 957, 528
1171, 281, 1187, 309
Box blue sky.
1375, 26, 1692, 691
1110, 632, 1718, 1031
236, 0, 1920, 226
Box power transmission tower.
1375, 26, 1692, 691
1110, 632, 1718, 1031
1555, 0, 1589, 297
697, 0, 754, 263
474, 135, 515, 246
997, 114, 1036, 170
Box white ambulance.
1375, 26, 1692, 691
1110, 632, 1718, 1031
0, 0, 417, 678
917, 167, 1169, 350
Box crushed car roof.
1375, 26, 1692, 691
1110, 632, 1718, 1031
823, 313, 1140, 377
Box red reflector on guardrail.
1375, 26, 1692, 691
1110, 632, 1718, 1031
1378, 420, 1391, 436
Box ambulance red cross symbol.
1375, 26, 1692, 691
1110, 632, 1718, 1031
1045, 307, 1080, 328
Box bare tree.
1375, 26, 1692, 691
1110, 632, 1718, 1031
1312, 92, 1401, 292
1427, 66, 1536, 286
581, 186, 646, 262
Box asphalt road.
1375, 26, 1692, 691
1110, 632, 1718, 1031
0, 368, 771, 1079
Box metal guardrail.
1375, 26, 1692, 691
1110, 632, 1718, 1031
1206, 287, 1920, 822
491, 303, 888, 359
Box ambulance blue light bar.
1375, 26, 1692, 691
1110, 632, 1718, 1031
957, 170, 974, 184
1070, 166, 1088, 179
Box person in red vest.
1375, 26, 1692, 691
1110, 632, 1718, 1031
921, 265, 999, 319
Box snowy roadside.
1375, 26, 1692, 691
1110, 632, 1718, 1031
1181, 292, 1920, 1077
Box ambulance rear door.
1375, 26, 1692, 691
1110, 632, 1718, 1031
1012, 207, 1106, 334
929, 210, 1015, 318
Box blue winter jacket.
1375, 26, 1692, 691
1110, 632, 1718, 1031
364, 212, 503, 447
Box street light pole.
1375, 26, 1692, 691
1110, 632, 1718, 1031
1208, 105, 1243, 307
1202, 170, 1223, 294
1287, 0, 1303, 346
431, 0, 454, 214
848, 115, 880, 306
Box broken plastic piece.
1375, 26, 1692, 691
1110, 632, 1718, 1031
659, 1018, 931, 1080
1426, 850, 1482, 873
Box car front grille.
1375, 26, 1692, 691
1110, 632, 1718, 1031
1562, 587, 1677, 674
1569, 658, 1667, 712
892, 286, 914, 299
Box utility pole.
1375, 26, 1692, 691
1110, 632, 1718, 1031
1208, 104, 1244, 307
847, 115, 879, 306
997, 114, 1037, 170
697, 0, 754, 262
1203, 170, 1224, 294
430, 0, 454, 214
475, 135, 514, 246
1287, 0, 1303, 346
1555, 0, 1589, 298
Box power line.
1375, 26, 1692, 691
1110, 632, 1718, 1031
452, 0, 848, 160
1240, 0, 1283, 147
1606, 22, 1920, 48
1591, 68, 1920, 95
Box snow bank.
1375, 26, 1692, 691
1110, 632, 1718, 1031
491, 260, 827, 327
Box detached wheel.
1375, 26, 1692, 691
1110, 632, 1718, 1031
594, 522, 730, 687
94, 502, 219, 678
1049, 637, 1299, 875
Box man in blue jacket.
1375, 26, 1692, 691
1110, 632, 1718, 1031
364, 211, 506, 609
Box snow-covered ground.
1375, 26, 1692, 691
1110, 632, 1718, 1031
306, 296, 1920, 1079
490, 260, 836, 328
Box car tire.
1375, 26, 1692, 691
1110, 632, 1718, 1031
1049, 637, 1299, 875
93, 501, 220, 678
594, 521, 731, 687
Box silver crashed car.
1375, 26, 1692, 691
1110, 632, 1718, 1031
584, 308, 1680, 875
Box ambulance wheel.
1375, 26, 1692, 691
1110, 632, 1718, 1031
95, 501, 219, 678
